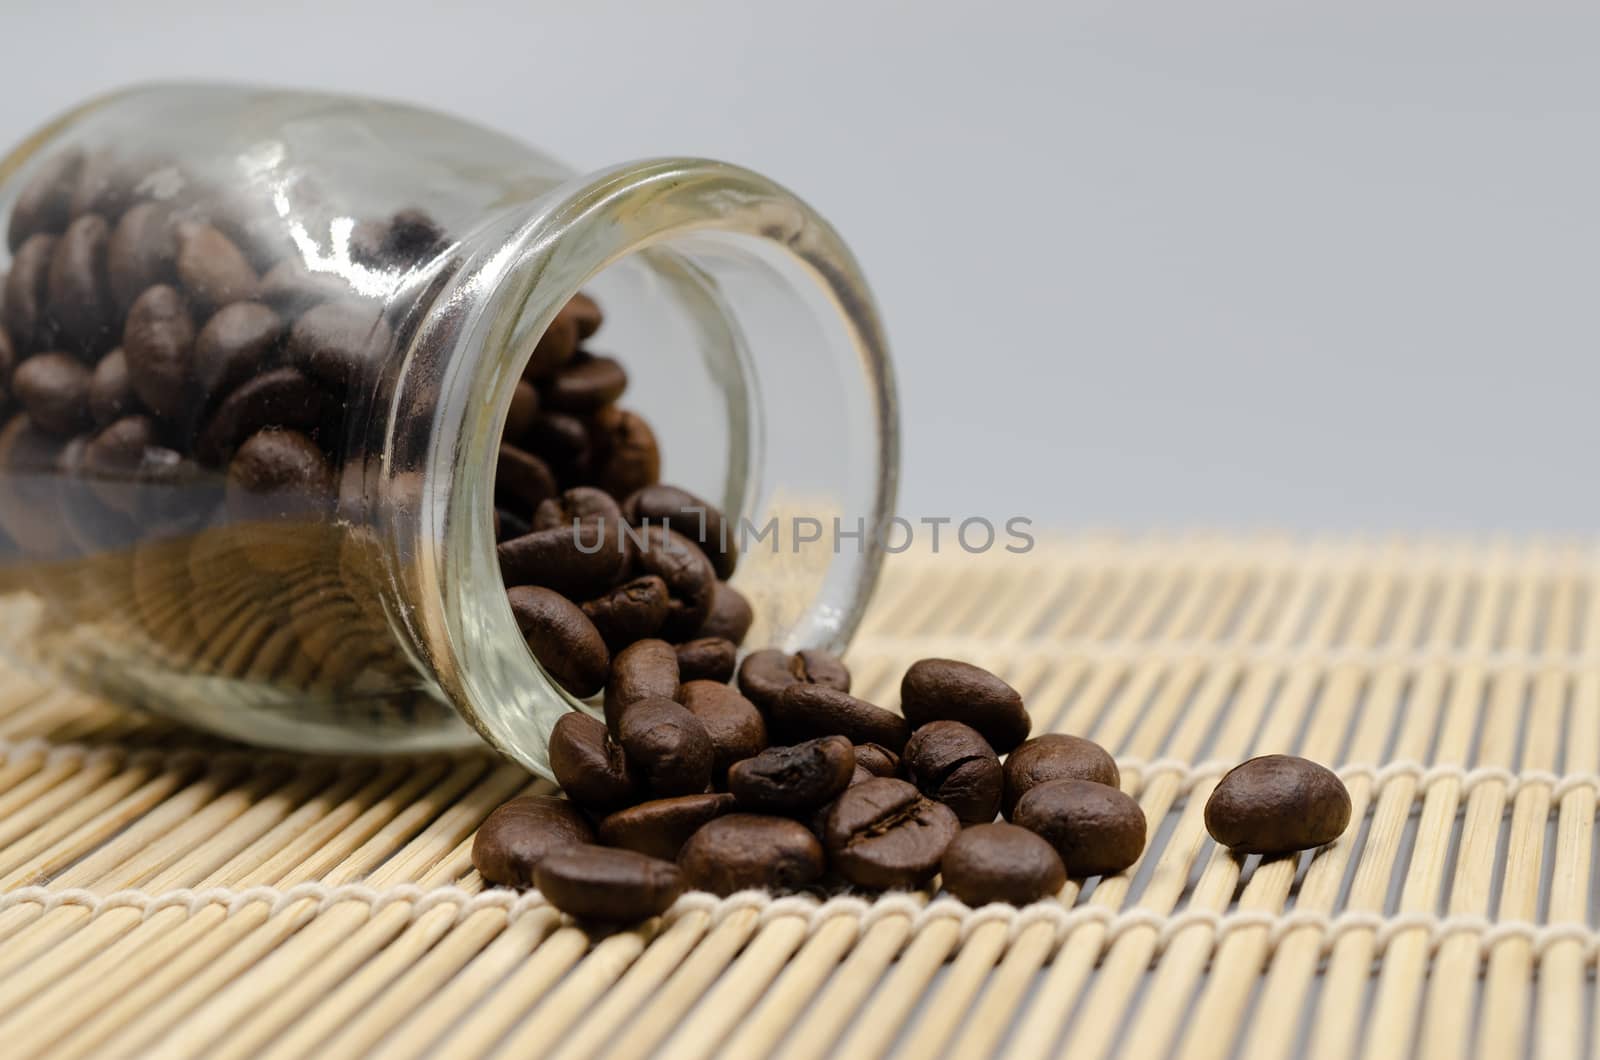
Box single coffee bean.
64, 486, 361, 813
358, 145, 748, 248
1013, 778, 1146, 878
675, 637, 736, 684
698, 581, 754, 646
603, 638, 680, 732
940, 822, 1067, 907
3, 234, 58, 351
81, 414, 164, 517
533, 844, 682, 922
107, 202, 179, 312
286, 300, 393, 391
589, 405, 660, 498
46, 213, 114, 355
506, 585, 610, 697
67, 150, 143, 224
531, 485, 623, 533
497, 523, 627, 601
598, 792, 737, 861
505, 379, 540, 442
225, 428, 335, 521
903, 720, 1003, 825
383, 208, 446, 262
617, 697, 714, 797
193, 301, 283, 407
676, 680, 768, 783
823, 778, 961, 890
1002, 734, 1120, 820
196, 367, 334, 464
900, 658, 1031, 754
736, 648, 851, 711
771, 684, 911, 753
854, 743, 901, 778
11, 352, 93, 436
257, 260, 350, 313
623, 483, 738, 579
472, 795, 595, 888
1204, 754, 1352, 855
524, 411, 591, 479
122, 284, 196, 420
677, 814, 826, 896
525, 296, 589, 381
567, 292, 603, 338
87, 348, 137, 426
175, 221, 257, 309
495, 444, 558, 514
729, 736, 855, 814
582, 575, 670, 650
7, 150, 80, 250
631, 525, 716, 641
548, 711, 637, 811
544, 353, 628, 413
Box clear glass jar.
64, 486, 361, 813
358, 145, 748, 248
0, 83, 897, 778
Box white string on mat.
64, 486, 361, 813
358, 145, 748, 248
1113, 756, 1598, 800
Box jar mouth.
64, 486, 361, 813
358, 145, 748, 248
394, 157, 898, 778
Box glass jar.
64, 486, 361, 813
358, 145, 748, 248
0, 83, 897, 778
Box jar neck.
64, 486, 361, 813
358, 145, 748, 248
379, 158, 898, 777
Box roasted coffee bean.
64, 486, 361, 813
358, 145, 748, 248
286, 300, 392, 391
495, 507, 531, 543
771, 684, 910, 752
603, 638, 680, 732
675, 637, 736, 684
87, 348, 137, 426
3, 234, 58, 350
677, 814, 826, 896
472, 795, 595, 888
525, 298, 584, 381
505, 379, 539, 442
735, 648, 851, 711
523, 411, 591, 479
729, 736, 855, 814
567, 291, 603, 339
0, 327, 14, 390
940, 823, 1066, 907
257, 260, 349, 313
495, 444, 558, 514
900, 658, 1031, 754
698, 581, 754, 646
122, 284, 195, 420
632, 525, 716, 640
617, 697, 714, 796
107, 202, 178, 312
67, 150, 144, 222
544, 354, 628, 414
1002, 734, 1119, 820
623, 484, 738, 579
533, 844, 682, 922
175, 221, 257, 309
11, 352, 92, 436
225, 428, 335, 521
383, 208, 446, 261
498, 524, 627, 613
589, 405, 660, 498
506, 585, 610, 697
196, 366, 334, 464
598, 792, 737, 861
7, 150, 80, 250
854, 743, 901, 778
903, 720, 1002, 825
582, 575, 670, 650
46, 214, 114, 355
193, 301, 283, 407
81, 413, 163, 511
531, 485, 622, 533
1013, 779, 1146, 878
548, 711, 637, 811
822, 778, 960, 890
677, 680, 768, 783
1204, 754, 1351, 855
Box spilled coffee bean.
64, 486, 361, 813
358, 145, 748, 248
677, 814, 825, 896
533, 845, 682, 922
1013, 778, 1146, 878
900, 658, 1031, 753
822, 778, 960, 890
1204, 754, 1351, 854
598, 792, 737, 862
1001, 733, 1119, 820
902, 720, 1003, 825
940, 822, 1066, 907
728, 736, 855, 815
472, 795, 594, 888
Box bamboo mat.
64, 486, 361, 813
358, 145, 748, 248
0, 534, 1596, 1059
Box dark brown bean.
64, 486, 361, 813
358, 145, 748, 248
533, 844, 682, 922
531, 485, 623, 533
122, 284, 196, 420
506, 585, 610, 697
581, 575, 670, 650
548, 711, 637, 811
7, 150, 80, 250
524, 411, 591, 479
617, 697, 714, 797
729, 736, 855, 814
676, 680, 768, 783
677, 814, 826, 896
11, 353, 92, 436
822, 778, 960, 890
567, 291, 603, 338
1204, 754, 1352, 855
603, 638, 680, 733
544, 354, 628, 414
1013, 779, 1146, 878
525, 297, 586, 381
940, 822, 1066, 906
496, 444, 558, 514
589, 405, 660, 498
107, 202, 179, 312
46, 214, 114, 355
175, 222, 257, 309
497, 525, 628, 602
505, 379, 539, 442
193, 301, 283, 407
771, 684, 911, 753
68, 150, 144, 222
698, 581, 754, 646
87, 348, 137, 426
631, 525, 716, 641
675, 638, 736, 684
80, 414, 175, 519
257, 260, 350, 313
472, 795, 595, 888
903, 720, 1002, 825
597, 792, 737, 861
854, 744, 901, 778
224, 428, 335, 521
3, 234, 58, 351
900, 658, 1032, 753
736, 648, 851, 711
623, 483, 738, 579
286, 300, 393, 391
1002, 734, 1120, 820
0, 327, 14, 392
196, 367, 334, 464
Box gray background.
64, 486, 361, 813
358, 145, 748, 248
4, 1, 1595, 531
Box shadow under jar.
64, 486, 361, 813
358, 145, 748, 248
0, 83, 897, 777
